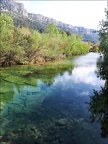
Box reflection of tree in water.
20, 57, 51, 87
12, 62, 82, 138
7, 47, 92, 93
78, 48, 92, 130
88, 54, 108, 138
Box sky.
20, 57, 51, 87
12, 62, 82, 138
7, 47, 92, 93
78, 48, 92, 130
16, 0, 107, 29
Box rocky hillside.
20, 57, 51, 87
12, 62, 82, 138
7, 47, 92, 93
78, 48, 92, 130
0, 0, 99, 42
0, 0, 28, 16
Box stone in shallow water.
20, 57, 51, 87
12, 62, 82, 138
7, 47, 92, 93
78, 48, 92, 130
56, 118, 67, 126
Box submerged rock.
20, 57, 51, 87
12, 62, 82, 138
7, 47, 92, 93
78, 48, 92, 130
56, 118, 67, 126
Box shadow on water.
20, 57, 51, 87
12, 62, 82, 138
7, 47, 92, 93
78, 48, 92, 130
0, 53, 108, 144
87, 54, 108, 138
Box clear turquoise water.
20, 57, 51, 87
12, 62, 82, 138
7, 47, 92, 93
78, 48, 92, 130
0, 53, 108, 144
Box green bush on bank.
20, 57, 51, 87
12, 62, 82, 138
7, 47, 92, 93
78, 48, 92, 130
0, 13, 91, 67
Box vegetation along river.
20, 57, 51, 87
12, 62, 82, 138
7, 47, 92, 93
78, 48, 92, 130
0, 52, 108, 144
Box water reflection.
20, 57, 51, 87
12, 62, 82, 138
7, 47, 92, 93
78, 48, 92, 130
0, 53, 107, 144
88, 54, 108, 138
53, 53, 104, 96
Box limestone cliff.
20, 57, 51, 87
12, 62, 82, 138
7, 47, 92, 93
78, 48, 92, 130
0, 0, 99, 42
0, 0, 28, 17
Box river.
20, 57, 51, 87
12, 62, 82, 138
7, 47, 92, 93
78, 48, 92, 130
0, 52, 108, 144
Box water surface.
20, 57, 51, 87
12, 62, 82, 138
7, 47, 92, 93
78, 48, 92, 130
0, 52, 107, 144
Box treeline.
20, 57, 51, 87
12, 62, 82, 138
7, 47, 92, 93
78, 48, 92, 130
0, 13, 90, 67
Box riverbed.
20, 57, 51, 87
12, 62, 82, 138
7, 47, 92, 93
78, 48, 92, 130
0, 52, 107, 144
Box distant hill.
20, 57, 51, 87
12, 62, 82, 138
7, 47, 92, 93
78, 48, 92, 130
0, 0, 99, 43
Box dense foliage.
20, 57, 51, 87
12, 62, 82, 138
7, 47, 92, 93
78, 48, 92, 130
0, 13, 90, 67
88, 9, 108, 138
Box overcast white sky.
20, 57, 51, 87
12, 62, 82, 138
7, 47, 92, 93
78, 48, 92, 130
17, 1, 107, 29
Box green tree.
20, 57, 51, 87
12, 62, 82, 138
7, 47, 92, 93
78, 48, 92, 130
44, 23, 59, 37
0, 14, 25, 66
99, 9, 108, 55
0, 13, 14, 66
88, 9, 108, 138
